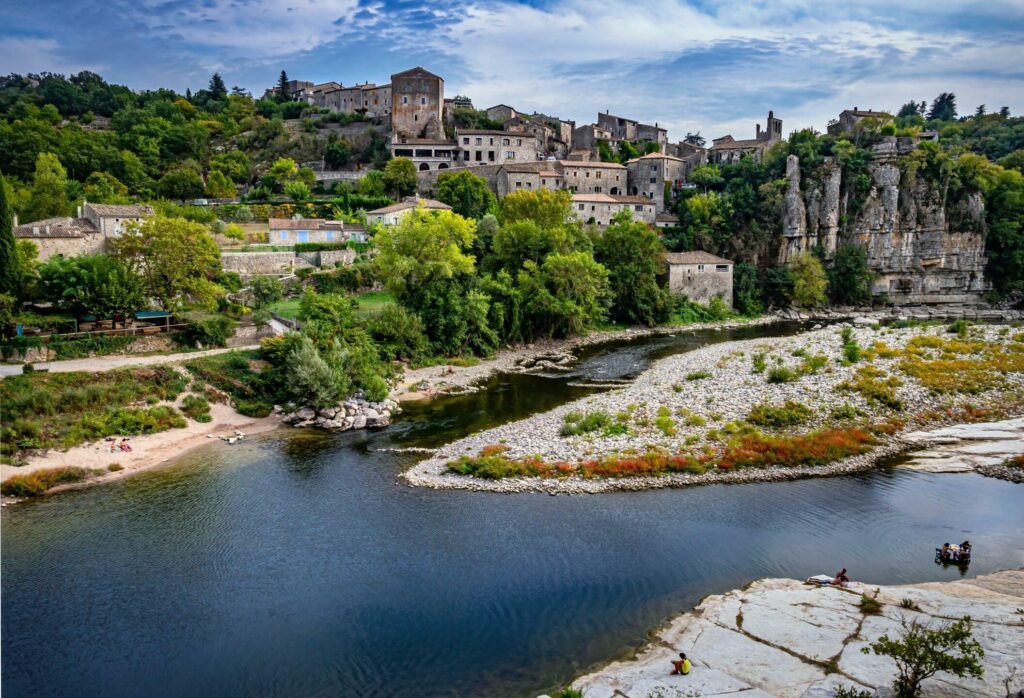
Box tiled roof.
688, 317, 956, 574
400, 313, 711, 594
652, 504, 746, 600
560, 160, 627, 169
14, 217, 96, 238
664, 251, 733, 265
613, 195, 655, 205
367, 197, 452, 215
710, 138, 765, 150
844, 109, 891, 117
572, 193, 618, 203
268, 218, 327, 230
656, 212, 678, 223
85, 203, 154, 217
625, 153, 688, 164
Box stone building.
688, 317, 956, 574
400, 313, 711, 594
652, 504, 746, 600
268, 218, 349, 244
13, 202, 153, 261
571, 193, 657, 226
391, 138, 458, 172
625, 152, 692, 211
496, 162, 563, 197
663, 251, 734, 306
561, 161, 627, 196
485, 104, 518, 123
827, 108, 893, 136
366, 196, 452, 226
323, 82, 392, 119
304, 82, 341, 106
456, 129, 541, 167
391, 67, 444, 140
709, 111, 782, 165
597, 111, 668, 151
264, 79, 313, 100
571, 124, 614, 151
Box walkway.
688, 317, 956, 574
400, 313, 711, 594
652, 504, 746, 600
0, 346, 254, 377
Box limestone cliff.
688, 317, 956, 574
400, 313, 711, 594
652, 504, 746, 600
779, 136, 989, 304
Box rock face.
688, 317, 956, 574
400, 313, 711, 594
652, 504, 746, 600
281, 398, 400, 432
779, 137, 988, 304
572, 570, 1024, 698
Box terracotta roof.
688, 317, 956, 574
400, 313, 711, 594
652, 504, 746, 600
560, 160, 626, 169
625, 152, 688, 164
537, 171, 562, 178
85, 203, 153, 217
664, 251, 733, 265
268, 218, 327, 230
14, 217, 95, 238
613, 195, 655, 205
572, 193, 618, 203
710, 138, 765, 150
656, 212, 678, 223
367, 197, 451, 215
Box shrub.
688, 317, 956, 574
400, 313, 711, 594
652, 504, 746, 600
181, 394, 212, 423
752, 352, 768, 373
837, 365, 903, 410
180, 315, 237, 347
235, 399, 272, 418
561, 410, 612, 437
747, 400, 813, 429
830, 403, 863, 421
717, 427, 876, 470
107, 462, 124, 472
900, 598, 921, 611
860, 592, 882, 615
947, 319, 970, 338
49, 335, 135, 360
767, 366, 797, 383
800, 354, 828, 374
367, 305, 429, 363
654, 415, 677, 436
1, 466, 91, 496
686, 370, 712, 380
843, 342, 862, 364
250, 275, 284, 308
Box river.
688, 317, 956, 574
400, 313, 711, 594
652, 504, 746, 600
3, 322, 1023, 697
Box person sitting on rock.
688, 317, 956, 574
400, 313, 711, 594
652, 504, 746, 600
670, 652, 691, 675
830, 568, 849, 586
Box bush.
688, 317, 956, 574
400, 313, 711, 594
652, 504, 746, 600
686, 370, 712, 380
107, 462, 124, 472
747, 400, 813, 428
1, 466, 91, 496
860, 592, 882, 614
180, 315, 237, 347
843, 342, 862, 363
367, 305, 429, 362
181, 394, 212, 422
560, 410, 612, 437
48, 335, 135, 360
947, 319, 970, 338
752, 352, 768, 373
766, 366, 797, 383
250, 276, 284, 308
235, 399, 272, 418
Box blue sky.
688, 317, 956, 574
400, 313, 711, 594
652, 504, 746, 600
2, 0, 1023, 142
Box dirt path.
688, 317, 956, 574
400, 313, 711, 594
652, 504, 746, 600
0, 346, 253, 377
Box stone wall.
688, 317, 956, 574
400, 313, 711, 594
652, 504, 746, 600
779, 137, 988, 304
222, 249, 355, 276
667, 264, 733, 306
23, 233, 106, 262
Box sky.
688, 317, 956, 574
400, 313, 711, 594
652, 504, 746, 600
2, 0, 1023, 142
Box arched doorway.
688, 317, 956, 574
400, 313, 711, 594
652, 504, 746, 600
631, 186, 638, 196
437, 163, 449, 170
418, 163, 430, 171
610, 187, 619, 195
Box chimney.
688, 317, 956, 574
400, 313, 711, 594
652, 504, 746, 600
12, 214, 16, 228
77, 204, 82, 219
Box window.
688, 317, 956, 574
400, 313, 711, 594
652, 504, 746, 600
414, 114, 418, 122
326, 231, 334, 241
463, 137, 469, 144
578, 203, 585, 211
488, 151, 495, 161
516, 138, 522, 146
634, 205, 643, 212
402, 96, 409, 104
505, 151, 514, 159
516, 181, 522, 188
716, 265, 729, 272
698, 264, 705, 271
280, 231, 287, 241
475, 138, 482, 145
475, 151, 482, 161
595, 186, 601, 193
489, 138, 494, 145
420, 97, 426, 105
596, 171, 601, 178
650, 177, 657, 183
463, 152, 470, 161
650, 164, 656, 172
502, 138, 510, 145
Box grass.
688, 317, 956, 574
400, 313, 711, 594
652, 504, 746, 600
184, 351, 273, 417
181, 394, 213, 423
747, 400, 813, 429
267, 298, 302, 320
859, 592, 882, 615
836, 365, 903, 410
354, 291, 396, 317
686, 370, 712, 381
560, 410, 612, 437
1, 466, 93, 497
900, 598, 921, 611
0, 367, 189, 462
766, 366, 797, 384
752, 352, 768, 373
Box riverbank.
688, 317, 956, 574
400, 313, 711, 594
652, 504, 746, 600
405, 323, 1024, 492
0, 402, 280, 502
567, 568, 1024, 697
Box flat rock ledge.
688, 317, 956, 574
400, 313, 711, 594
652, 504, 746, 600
567, 569, 1024, 698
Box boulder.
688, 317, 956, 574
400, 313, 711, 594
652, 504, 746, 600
296, 407, 316, 421
352, 415, 367, 429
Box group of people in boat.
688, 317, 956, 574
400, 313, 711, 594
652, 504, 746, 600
938, 540, 971, 562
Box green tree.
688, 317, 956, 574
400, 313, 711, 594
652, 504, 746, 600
358, 170, 388, 197
829, 243, 877, 305
324, 140, 352, 169
0, 171, 20, 298
23, 152, 71, 222
209, 151, 251, 183
979, 165, 1024, 298
789, 252, 828, 309
863, 616, 983, 698
284, 180, 311, 202
276, 70, 291, 103
110, 215, 222, 309
499, 188, 572, 229
205, 169, 236, 198
383, 157, 417, 199
208, 73, 228, 102
158, 167, 205, 201
37, 254, 145, 324
285, 334, 342, 409
83, 171, 130, 203
594, 212, 671, 325
689, 164, 724, 192
491, 219, 571, 272
266, 157, 298, 192
732, 262, 763, 315
249, 275, 283, 308
928, 92, 957, 122
518, 251, 610, 337
436, 170, 496, 220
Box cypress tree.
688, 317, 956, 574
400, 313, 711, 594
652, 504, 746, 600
0, 170, 20, 297
277, 70, 290, 102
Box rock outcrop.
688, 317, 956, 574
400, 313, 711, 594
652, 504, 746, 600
278, 398, 400, 431
779, 136, 989, 304
572, 569, 1024, 698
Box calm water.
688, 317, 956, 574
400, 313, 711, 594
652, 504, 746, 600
3, 323, 1023, 697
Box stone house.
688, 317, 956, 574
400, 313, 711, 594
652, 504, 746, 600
13, 202, 153, 261
456, 129, 541, 167
571, 123, 614, 151
663, 251, 733, 306
709, 111, 783, 165
264, 80, 314, 100
597, 111, 668, 151
571, 193, 657, 226
485, 104, 518, 123
625, 153, 693, 211
324, 82, 392, 119
827, 108, 893, 136
497, 162, 563, 197
305, 82, 341, 106
655, 212, 679, 228
561, 161, 627, 196
366, 197, 452, 226
267, 218, 351, 244
391, 137, 458, 172
391, 67, 444, 140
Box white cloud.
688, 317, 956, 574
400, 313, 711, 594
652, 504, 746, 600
0, 36, 101, 75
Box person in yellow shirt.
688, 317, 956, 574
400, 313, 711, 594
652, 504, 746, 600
670, 652, 691, 675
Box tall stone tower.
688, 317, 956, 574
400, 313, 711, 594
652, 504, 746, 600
391, 67, 444, 140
